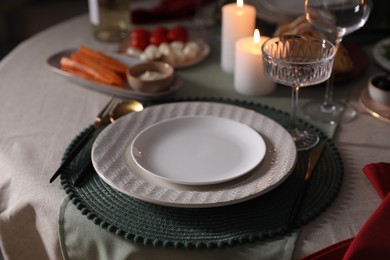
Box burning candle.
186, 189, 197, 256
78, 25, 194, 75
234, 29, 275, 96
221, 0, 255, 74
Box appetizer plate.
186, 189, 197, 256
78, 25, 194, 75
92, 102, 297, 208
121, 39, 210, 69
131, 116, 266, 185
373, 37, 390, 72
46, 49, 182, 100
360, 86, 390, 123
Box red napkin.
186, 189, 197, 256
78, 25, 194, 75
301, 162, 390, 260
362, 163, 390, 199
131, 0, 214, 24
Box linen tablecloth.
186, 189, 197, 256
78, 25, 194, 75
0, 12, 389, 260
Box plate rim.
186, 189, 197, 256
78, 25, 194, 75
91, 102, 297, 208
130, 115, 266, 185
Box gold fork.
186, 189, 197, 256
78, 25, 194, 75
49, 97, 119, 183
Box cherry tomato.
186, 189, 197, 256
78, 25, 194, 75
150, 33, 169, 46
152, 26, 168, 36
131, 28, 150, 40
130, 38, 149, 51
167, 26, 188, 42
130, 28, 150, 50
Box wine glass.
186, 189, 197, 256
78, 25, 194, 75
303, 0, 372, 124
262, 35, 337, 151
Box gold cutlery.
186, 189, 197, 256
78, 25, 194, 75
73, 99, 144, 186
287, 142, 326, 229
49, 97, 118, 183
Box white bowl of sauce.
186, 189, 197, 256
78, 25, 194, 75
368, 74, 390, 107
127, 61, 174, 93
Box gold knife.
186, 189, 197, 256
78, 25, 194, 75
304, 143, 326, 181
287, 143, 326, 229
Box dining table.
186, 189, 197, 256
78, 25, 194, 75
0, 0, 389, 259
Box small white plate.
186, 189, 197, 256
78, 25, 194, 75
373, 37, 390, 72
46, 49, 182, 100
131, 116, 266, 185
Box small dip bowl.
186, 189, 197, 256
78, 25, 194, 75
127, 61, 175, 93
368, 74, 390, 107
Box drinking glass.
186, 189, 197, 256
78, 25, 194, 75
262, 35, 337, 151
303, 0, 372, 124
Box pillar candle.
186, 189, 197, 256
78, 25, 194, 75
234, 29, 275, 96
221, 0, 255, 74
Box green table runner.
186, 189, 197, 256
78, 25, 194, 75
60, 98, 343, 249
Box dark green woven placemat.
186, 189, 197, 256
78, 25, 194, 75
60, 97, 343, 249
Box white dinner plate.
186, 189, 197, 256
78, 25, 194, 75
131, 116, 266, 185
92, 102, 297, 208
373, 37, 390, 72
46, 49, 182, 100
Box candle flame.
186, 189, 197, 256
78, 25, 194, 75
237, 0, 244, 8
253, 29, 260, 44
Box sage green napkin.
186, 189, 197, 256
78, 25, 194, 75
59, 196, 298, 260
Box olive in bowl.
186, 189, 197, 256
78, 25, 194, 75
127, 61, 175, 93
368, 74, 390, 106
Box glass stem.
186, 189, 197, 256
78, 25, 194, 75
290, 85, 299, 130
322, 72, 335, 110
322, 37, 342, 112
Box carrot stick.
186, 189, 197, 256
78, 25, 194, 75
70, 53, 124, 86
61, 65, 99, 82
60, 57, 123, 87
61, 57, 111, 85
79, 45, 128, 74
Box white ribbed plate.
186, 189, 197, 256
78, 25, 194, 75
92, 102, 297, 208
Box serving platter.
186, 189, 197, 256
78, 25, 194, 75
91, 102, 297, 208
46, 49, 182, 100
131, 116, 266, 185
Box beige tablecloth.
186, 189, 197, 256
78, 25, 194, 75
0, 13, 389, 260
